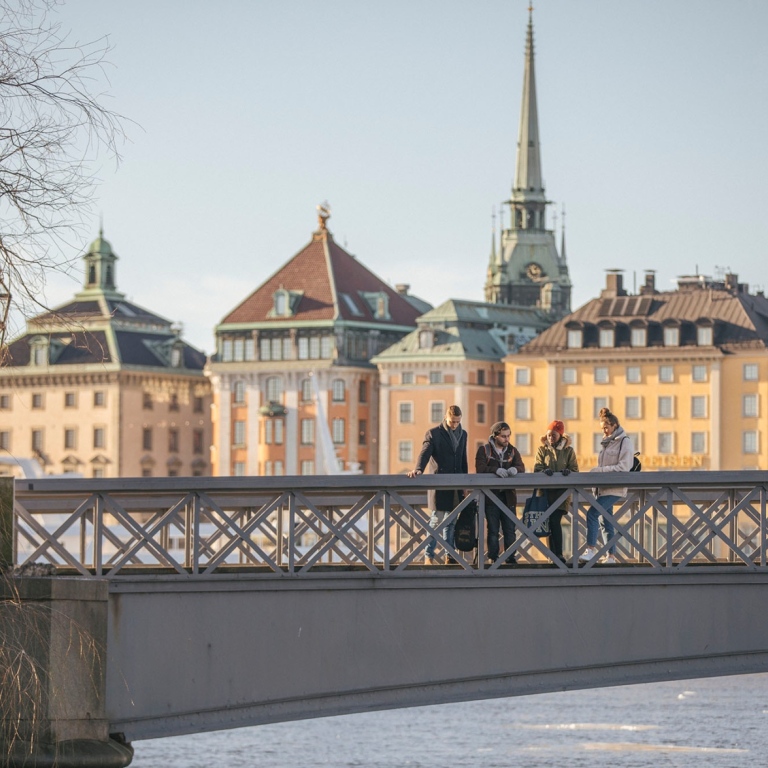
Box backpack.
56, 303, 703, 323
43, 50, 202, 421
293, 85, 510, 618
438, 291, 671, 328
621, 436, 641, 471
454, 501, 478, 551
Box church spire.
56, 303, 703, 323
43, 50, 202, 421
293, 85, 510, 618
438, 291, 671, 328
512, 6, 545, 204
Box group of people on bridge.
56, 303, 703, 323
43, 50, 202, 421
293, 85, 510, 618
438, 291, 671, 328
407, 405, 635, 565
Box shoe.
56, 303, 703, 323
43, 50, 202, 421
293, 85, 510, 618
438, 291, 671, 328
444, 555, 457, 565
486, 556, 497, 565
602, 554, 617, 565
579, 546, 597, 562
424, 555, 436, 565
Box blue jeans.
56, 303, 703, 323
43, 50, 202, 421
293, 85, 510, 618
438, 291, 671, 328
587, 494, 621, 555
426, 510, 456, 558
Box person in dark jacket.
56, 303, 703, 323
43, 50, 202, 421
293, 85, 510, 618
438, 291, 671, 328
408, 405, 468, 564
533, 420, 579, 563
474, 421, 526, 563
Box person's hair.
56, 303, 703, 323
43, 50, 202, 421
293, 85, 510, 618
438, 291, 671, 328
599, 407, 620, 428
490, 421, 510, 437
446, 405, 462, 418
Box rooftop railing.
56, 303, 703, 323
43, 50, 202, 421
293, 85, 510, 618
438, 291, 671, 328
8, 472, 768, 578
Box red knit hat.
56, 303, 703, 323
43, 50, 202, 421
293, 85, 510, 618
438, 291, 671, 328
548, 420, 565, 436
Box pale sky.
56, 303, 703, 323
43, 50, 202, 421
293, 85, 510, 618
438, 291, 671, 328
30, 0, 768, 353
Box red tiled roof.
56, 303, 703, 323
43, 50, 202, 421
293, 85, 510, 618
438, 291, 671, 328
220, 230, 422, 327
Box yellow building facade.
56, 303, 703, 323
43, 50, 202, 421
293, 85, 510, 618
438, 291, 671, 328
508, 271, 768, 470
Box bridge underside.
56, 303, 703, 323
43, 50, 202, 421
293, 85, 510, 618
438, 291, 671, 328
106, 571, 768, 741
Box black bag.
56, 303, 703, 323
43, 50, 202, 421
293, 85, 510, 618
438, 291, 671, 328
522, 492, 551, 537
454, 501, 478, 551
631, 452, 642, 472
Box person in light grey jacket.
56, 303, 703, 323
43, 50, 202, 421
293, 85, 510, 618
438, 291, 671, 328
580, 407, 633, 565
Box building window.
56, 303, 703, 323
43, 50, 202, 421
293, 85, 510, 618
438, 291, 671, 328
561, 397, 577, 420
308, 337, 320, 359
514, 433, 531, 455
429, 371, 443, 384
692, 365, 708, 383
569, 433, 579, 452
663, 327, 680, 347
94, 391, 105, 407
321, 336, 333, 359
65, 392, 76, 408
743, 431, 758, 454
358, 419, 367, 446
358, 380, 367, 403
169, 393, 179, 412
264, 460, 273, 476
297, 337, 309, 360
93, 427, 105, 449
31, 429, 44, 452
270, 337, 282, 361
697, 326, 713, 346
626, 366, 641, 384
332, 379, 345, 402
301, 419, 315, 445
0, 431, 10, 451
659, 365, 674, 383
259, 338, 270, 360
497, 403, 504, 422
221, 339, 233, 362
398, 441, 413, 463
514, 398, 530, 420
92, 468, 104, 479
593, 397, 609, 419
562, 367, 577, 384
300, 460, 315, 475
168, 429, 179, 453
567, 329, 583, 349
192, 430, 203, 453
626, 432, 640, 452
692, 432, 707, 454
691, 396, 707, 419
497, 371, 505, 388
625, 397, 641, 419
476, 369, 486, 386
332, 418, 345, 444
142, 392, 153, 410
245, 339, 256, 360
274, 419, 284, 445
233, 462, 246, 476
63, 428, 76, 450
476, 402, 486, 424
233, 381, 245, 404
0, 395, 11, 410
274, 460, 284, 476
194, 396, 204, 413
399, 402, 414, 424
599, 328, 615, 348
594, 367, 609, 384
630, 327, 647, 347
430, 401, 444, 423
264, 420, 273, 445
515, 368, 530, 385
32, 393, 43, 409
658, 432, 674, 454
744, 364, 759, 382
658, 396, 674, 419
743, 394, 759, 418
142, 428, 152, 451
266, 377, 283, 403
233, 421, 245, 446
401, 372, 414, 385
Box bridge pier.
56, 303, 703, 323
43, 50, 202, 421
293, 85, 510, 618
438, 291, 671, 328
0, 576, 133, 768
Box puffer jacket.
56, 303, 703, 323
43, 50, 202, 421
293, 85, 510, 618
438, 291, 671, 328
533, 434, 579, 512
590, 426, 633, 497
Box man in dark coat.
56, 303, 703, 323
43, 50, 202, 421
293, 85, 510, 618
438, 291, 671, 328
407, 405, 468, 564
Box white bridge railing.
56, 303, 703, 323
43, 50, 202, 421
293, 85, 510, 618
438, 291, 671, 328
9, 472, 768, 578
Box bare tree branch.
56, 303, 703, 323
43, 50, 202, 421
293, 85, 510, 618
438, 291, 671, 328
0, 0, 127, 351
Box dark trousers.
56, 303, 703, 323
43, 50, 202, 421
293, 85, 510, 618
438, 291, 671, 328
548, 509, 568, 559
485, 501, 517, 560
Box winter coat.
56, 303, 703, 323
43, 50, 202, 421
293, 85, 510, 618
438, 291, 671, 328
474, 441, 526, 511
413, 423, 468, 511
590, 426, 633, 498
533, 434, 579, 512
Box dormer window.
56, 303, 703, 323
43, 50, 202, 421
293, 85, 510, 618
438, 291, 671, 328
274, 289, 288, 316
361, 291, 390, 320
29, 337, 48, 367
630, 327, 647, 347
419, 330, 434, 349
663, 325, 680, 347
170, 344, 183, 368
697, 323, 714, 346
567, 329, 583, 349
598, 328, 615, 348
270, 288, 301, 318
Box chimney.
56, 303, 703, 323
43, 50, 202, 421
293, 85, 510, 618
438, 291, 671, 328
601, 270, 626, 298
639, 270, 656, 295
724, 273, 739, 293
395, 283, 410, 296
